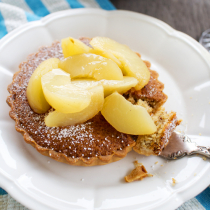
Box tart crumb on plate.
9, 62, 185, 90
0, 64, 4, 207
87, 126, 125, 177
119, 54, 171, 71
125, 161, 153, 183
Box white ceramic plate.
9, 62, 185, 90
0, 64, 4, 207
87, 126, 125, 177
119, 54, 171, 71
0, 9, 210, 210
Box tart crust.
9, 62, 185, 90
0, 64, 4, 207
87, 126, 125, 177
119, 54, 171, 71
7, 94, 134, 166
133, 107, 181, 156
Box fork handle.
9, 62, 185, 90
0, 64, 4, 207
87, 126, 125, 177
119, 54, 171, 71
190, 146, 210, 158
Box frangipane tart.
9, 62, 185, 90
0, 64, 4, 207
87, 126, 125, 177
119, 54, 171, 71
7, 38, 180, 167
7, 41, 135, 166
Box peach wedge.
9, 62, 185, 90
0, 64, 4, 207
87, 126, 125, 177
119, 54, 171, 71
26, 58, 60, 114
101, 92, 157, 135
45, 85, 104, 127
100, 76, 138, 97
61, 37, 91, 58
90, 48, 122, 68
72, 76, 138, 97
90, 37, 150, 90
41, 69, 91, 113
59, 53, 123, 81
61, 37, 122, 67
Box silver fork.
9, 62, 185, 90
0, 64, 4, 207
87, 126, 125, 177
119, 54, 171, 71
161, 31, 210, 160
159, 132, 210, 160
199, 28, 210, 51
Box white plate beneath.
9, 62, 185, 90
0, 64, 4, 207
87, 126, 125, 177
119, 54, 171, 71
0, 9, 210, 210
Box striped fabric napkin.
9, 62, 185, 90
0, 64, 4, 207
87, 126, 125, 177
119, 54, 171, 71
0, 0, 209, 209
0, 0, 115, 38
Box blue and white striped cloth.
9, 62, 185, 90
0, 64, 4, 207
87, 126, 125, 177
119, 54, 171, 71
0, 1, 210, 209
0, 0, 115, 38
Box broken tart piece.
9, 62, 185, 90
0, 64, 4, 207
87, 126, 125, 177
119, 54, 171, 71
124, 161, 152, 182
123, 60, 180, 156
133, 101, 181, 156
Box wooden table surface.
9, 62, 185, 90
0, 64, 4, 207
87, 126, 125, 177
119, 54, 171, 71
110, 0, 210, 41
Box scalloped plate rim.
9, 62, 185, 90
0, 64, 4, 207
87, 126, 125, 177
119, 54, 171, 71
0, 8, 210, 210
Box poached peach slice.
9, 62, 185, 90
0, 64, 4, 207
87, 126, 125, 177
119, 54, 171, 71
90, 48, 122, 68
61, 37, 91, 58
59, 53, 123, 81
61, 37, 122, 67
101, 76, 138, 97
71, 76, 138, 97
45, 85, 104, 127
90, 37, 150, 90
41, 69, 91, 113
101, 92, 157, 135
26, 58, 60, 114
